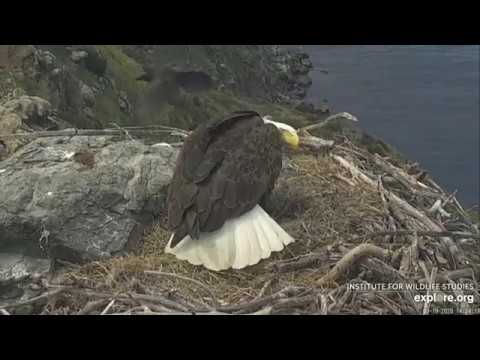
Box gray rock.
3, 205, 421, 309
71, 50, 88, 63
296, 75, 313, 87
80, 83, 96, 107
83, 107, 95, 119
38, 50, 57, 72
0, 136, 178, 263
0, 96, 57, 159
0, 252, 50, 284
118, 91, 131, 114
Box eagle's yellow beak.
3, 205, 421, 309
282, 130, 300, 149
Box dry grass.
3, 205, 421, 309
51, 152, 392, 313
32, 143, 479, 315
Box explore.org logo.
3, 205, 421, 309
347, 281, 477, 305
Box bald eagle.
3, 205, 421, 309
165, 111, 299, 271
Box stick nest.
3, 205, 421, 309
6, 138, 479, 315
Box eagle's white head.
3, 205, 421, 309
263, 115, 300, 149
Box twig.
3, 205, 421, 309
272, 295, 317, 313
0, 128, 187, 139
299, 112, 358, 133
250, 306, 273, 315
144, 271, 219, 308
272, 252, 328, 273
254, 279, 273, 300
77, 299, 110, 315
0, 287, 66, 310
110, 122, 134, 141
333, 154, 463, 269
299, 136, 334, 151
219, 287, 301, 314
423, 267, 438, 315
68, 289, 192, 313
418, 267, 477, 284
318, 244, 390, 286
428, 199, 452, 218
0, 309, 11, 315
361, 258, 421, 314
319, 294, 328, 315
101, 299, 116, 315
367, 230, 479, 240
372, 153, 434, 195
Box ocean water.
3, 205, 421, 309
303, 45, 479, 207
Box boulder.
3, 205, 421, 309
0, 136, 178, 263
80, 83, 96, 108
37, 50, 57, 72
70, 50, 88, 63
0, 96, 58, 159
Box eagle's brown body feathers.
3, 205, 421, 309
167, 111, 283, 248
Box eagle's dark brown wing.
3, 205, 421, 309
167, 111, 283, 247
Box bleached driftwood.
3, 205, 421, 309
332, 154, 463, 269
317, 244, 391, 286
299, 112, 359, 133
0, 126, 190, 139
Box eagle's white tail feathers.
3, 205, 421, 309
165, 205, 294, 271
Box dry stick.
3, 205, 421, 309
428, 178, 478, 234
423, 267, 438, 315
428, 199, 452, 218
110, 122, 134, 141
77, 299, 110, 315
272, 252, 329, 273
360, 257, 421, 314
299, 136, 334, 151
333, 154, 462, 268
317, 244, 390, 286
447, 279, 471, 314
101, 299, 116, 315
372, 153, 433, 193
220, 294, 279, 314
375, 294, 402, 315
0, 287, 66, 310
0, 128, 188, 139
69, 289, 192, 313
368, 230, 479, 240
171, 292, 212, 312
250, 306, 273, 315
144, 270, 220, 309
299, 112, 359, 133
418, 267, 477, 284
219, 287, 301, 314
112, 311, 231, 316
254, 279, 273, 300
0, 309, 11, 315
319, 294, 329, 315
272, 295, 317, 313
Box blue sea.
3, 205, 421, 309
303, 45, 479, 207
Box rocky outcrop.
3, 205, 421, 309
0, 96, 69, 160
0, 136, 178, 264
125, 45, 314, 104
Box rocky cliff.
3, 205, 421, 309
1, 45, 477, 315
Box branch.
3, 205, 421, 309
299, 136, 334, 151
332, 154, 463, 268
423, 267, 438, 315
272, 252, 329, 273
317, 244, 390, 286
0, 287, 66, 311
0, 127, 190, 139
144, 271, 220, 309
299, 112, 358, 133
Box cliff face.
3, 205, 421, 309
1, 46, 479, 316
0, 45, 314, 134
